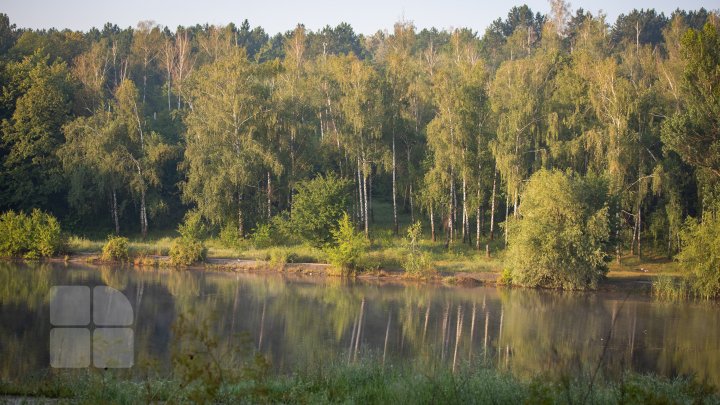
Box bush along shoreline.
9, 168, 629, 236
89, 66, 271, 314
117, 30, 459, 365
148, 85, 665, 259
0, 210, 66, 259
0, 172, 713, 299
0, 204, 712, 300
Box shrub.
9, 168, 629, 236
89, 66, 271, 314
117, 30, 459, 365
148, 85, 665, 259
402, 222, 435, 277
0, 211, 30, 257
0, 210, 65, 258
269, 213, 296, 243
676, 212, 720, 299
404, 252, 433, 276
506, 170, 612, 290
29, 210, 64, 258
169, 237, 207, 266
178, 210, 207, 240
220, 221, 242, 249
499, 268, 513, 285
289, 174, 351, 247
251, 223, 274, 249
102, 236, 129, 262
267, 247, 298, 270
325, 213, 369, 275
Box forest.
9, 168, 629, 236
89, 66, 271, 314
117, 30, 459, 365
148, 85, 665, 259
0, 4, 719, 292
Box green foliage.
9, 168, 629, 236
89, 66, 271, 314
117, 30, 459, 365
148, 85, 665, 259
169, 237, 207, 266
219, 221, 242, 250
325, 213, 369, 275
676, 212, 720, 299
29, 210, 64, 258
0, 209, 64, 258
661, 21, 720, 179
0, 10, 719, 291
178, 210, 207, 240
171, 314, 224, 402
268, 214, 297, 244
267, 247, 298, 269
1, 361, 717, 404
289, 174, 351, 247
652, 275, 691, 301
402, 221, 435, 276
506, 170, 612, 290
171, 313, 270, 403
499, 268, 513, 285
101, 236, 129, 262
182, 47, 281, 229
0, 211, 30, 257
1, 52, 73, 211
251, 223, 274, 249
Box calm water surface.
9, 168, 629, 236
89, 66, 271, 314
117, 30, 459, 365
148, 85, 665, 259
1, 262, 719, 384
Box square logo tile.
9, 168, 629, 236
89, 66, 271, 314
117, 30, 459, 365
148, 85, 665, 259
50, 328, 91, 368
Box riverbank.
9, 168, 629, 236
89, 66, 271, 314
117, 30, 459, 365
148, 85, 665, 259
42, 233, 679, 294
1, 361, 716, 404
46, 249, 672, 295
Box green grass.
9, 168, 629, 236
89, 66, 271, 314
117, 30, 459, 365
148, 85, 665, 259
66, 235, 104, 253
61, 202, 516, 277
1, 362, 716, 404
64, 201, 682, 280
68, 230, 503, 275
68, 235, 175, 257
652, 274, 692, 301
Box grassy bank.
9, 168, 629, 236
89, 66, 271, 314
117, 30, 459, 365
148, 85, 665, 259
65, 233, 679, 278
60, 200, 684, 288
66, 232, 506, 275
1, 362, 716, 404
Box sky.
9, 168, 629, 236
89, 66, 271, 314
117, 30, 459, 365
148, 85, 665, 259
1, 0, 718, 35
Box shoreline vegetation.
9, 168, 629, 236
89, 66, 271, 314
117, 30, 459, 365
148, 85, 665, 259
0, 6, 718, 298
0, 8, 717, 296
2, 4, 720, 402
11, 232, 676, 293
1, 362, 718, 404
0, 194, 693, 296
0, 172, 697, 298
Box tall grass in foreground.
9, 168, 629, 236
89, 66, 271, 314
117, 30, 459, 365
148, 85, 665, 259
1, 362, 716, 404
2, 311, 717, 404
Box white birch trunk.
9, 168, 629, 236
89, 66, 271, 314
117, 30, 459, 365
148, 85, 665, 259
392, 133, 398, 235
489, 169, 497, 241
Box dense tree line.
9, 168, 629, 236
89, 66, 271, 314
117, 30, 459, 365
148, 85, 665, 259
0, 5, 718, 264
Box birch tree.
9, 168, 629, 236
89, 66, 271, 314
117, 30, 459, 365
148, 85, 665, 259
331, 54, 383, 236
182, 48, 280, 237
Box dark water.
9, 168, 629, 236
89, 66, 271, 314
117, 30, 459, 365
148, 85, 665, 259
1, 262, 719, 384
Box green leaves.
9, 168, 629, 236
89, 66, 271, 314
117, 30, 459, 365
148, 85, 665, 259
182, 48, 279, 227
402, 221, 435, 276
101, 236, 129, 262
662, 21, 720, 178
287, 174, 350, 247
325, 212, 369, 275
677, 212, 720, 299
169, 237, 207, 266
0, 210, 64, 259
506, 169, 612, 290
1, 52, 73, 210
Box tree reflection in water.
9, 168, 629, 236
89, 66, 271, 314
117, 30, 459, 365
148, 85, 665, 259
0, 262, 718, 386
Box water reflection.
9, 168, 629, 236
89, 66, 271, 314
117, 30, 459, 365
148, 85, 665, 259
0, 262, 718, 385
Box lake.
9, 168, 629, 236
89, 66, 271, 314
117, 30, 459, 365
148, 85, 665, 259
1, 262, 719, 385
